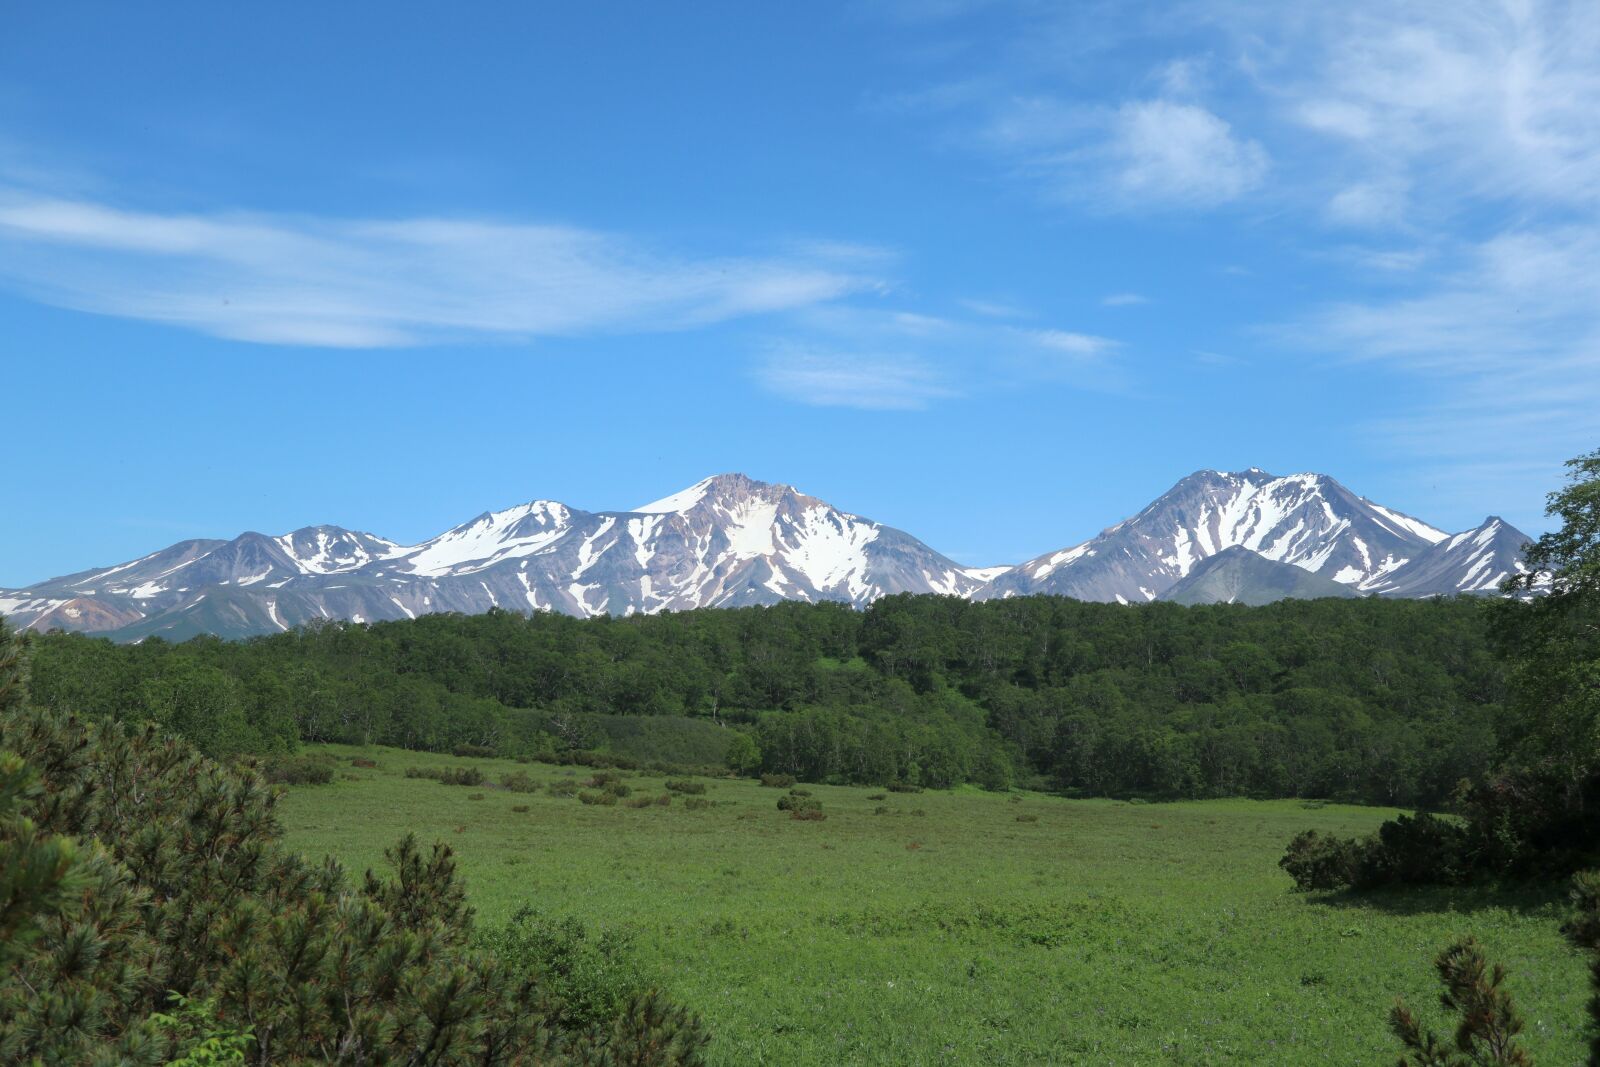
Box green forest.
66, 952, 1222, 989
21, 590, 1502, 807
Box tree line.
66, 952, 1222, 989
18, 585, 1505, 804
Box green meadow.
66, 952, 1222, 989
279, 746, 1589, 1066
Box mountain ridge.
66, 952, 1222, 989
0, 468, 1534, 639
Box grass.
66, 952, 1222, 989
279, 746, 1590, 1066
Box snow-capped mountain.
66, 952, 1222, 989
0, 474, 987, 640
980, 468, 1514, 605
0, 468, 1536, 640
1363, 516, 1534, 598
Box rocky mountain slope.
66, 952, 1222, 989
0, 469, 1535, 639
980, 468, 1528, 605
1, 474, 988, 640
1160, 545, 1359, 606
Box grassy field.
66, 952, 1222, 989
278, 746, 1589, 1066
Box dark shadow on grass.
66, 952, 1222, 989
1299, 880, 1570, 919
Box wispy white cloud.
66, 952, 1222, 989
1104, 100, 1267, 206
1100, 291, 1148, 307
1281, 225, 1600, 518
755, 349, 955, 410
958, 297, 1026, 318
0, 190, 878, 347
1024, 329, 1118, 358
757, 305, 1126, 408
967, 93, 1266, 209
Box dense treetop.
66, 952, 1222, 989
18, 591, 1504, 805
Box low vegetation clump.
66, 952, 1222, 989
664, 779, 706, 795
262, 752, 337, 785
502, 770, 539, 793
885, 780, 922, 794
454, 742, 498, 759
776, 793, 821, 814
579, 791, 619, 807
681, 797, 711, 812
759, 773, 795, 789
405, 764, 487, 786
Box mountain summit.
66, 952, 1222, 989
0, 474, 985, 640
981, 468, 1465, 604
0, 469, 1533, 640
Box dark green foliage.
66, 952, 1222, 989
501, 770, 538, 793
776, 794, 820, 814
1287, 451, 1600, 890
1390, 938, 1532, 1066
262, 753, 336, 785
1280, 830, 1363, 890
664, 779, 706, 795
886, 780, 923, 794
477, 906, 647, 1031
582, 989, 712, 1067
1563, 872, 1600, 1065
21, 587, 1508, 803
0, 615, 708, 1065
579, 791, 619, 807
453, 742, 497, 758
404, 765, 486, 786
681, 797, 711, 812
759, 773, 795, 789
789, 808, 826, 822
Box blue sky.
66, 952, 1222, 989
4, 1, 1598, 586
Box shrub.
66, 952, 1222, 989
501, 771, 539, 793
777, 794, 821, 814
467, 793, 485, 801
548, 778, 579, 797
873, 806, 890, 815
263, 754, 336, 785
0, 698, 710, 1065
867, 793, 887, 801
887, 780, 923, 794
404, 766, 439, 780
787, 787, 812, 797
440, 766, 486, 787
511, 804, 530, 813
1389, 938, 1531, 1066
1281, 815, 1472, 892
760, 773, 795, 789
1015, 814, 1038, 823
683, 797, 711, 812
664, 779, 706, 795
790, 809, 826, 822
655, 794, 671, 807
603, 782, 632, 798
453, 743, 497, 759
351, 757, 378, 769
578, 791, 618, 806
477, 907, 645, 1030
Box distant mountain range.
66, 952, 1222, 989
0, 469, 1535, 640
